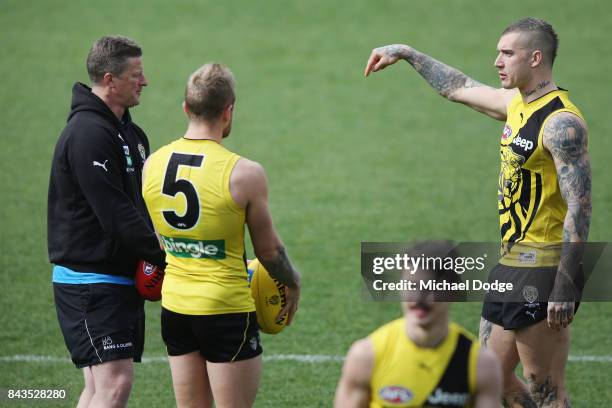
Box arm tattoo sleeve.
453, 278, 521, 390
545, 114, 592, 242
544, 114, 592, 299
259, 246, 300, 288
479, 318, 493, 347
397, 46, 484, 100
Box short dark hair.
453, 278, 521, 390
502, 17, 559, 66
184, 63, 236, 122
86, 36, 142, 83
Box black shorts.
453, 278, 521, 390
161, 308, 262, 363
53, 283, 145, 368
481, 263, 582, 330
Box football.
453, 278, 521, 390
135, 260, 164, 301
248, 258, 288, 334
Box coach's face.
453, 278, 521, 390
495, 32, 532, 90
112, 56, 148, 108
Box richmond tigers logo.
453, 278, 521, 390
498, 145, 542, 246
499, 146, 525, 209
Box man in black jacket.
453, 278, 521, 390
48, 36, 165, 408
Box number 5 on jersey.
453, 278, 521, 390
162, 153, 204, 230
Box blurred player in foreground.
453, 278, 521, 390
335, 241, 502, 407
364, 17, 590, 407
142, 63, 301, 408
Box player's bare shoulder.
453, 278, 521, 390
542, 111, 589, 154
334, 338, 374, 408
346, 338, 374, 366
229, 157, 268, 209
341, 337, 375, 385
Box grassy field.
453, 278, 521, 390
1, 0, 611, 406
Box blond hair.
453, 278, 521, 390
185, 63, 236, 121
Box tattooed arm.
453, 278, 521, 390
230, 158, 301, 324
543, 112, 591, 330
478, 317, 493, 347
364, 44, 516, 121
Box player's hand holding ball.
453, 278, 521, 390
248, 258, 301, 334
135, 260, 165, 301
280, 281, 300, 327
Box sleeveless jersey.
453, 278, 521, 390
142, 138, 254, 315
498, 89, 584, 267
369, 319, 479, 408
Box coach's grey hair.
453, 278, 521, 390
86, 35, 142, 83
502, 17, 559, 67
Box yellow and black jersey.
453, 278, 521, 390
369, 319, 479, 408
498, 89, 584, 267
142, 138, 254, 315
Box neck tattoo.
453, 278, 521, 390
525, 80, 551, 98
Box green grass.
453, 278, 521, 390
1, 0, 611, 406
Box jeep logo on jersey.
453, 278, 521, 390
161, 235, 226, 259
502, 124, 512, 140
379, 386, 413, 404
426, 388, 469, 406
512, 135, 534, 151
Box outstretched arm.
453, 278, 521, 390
364, 44, 515, 121
543, 112, 591, 330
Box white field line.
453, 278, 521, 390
0, 354, 610, 364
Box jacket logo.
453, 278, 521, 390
93, 160, 108, 172
122, 145, 134, 168
138, 143, 147, 162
